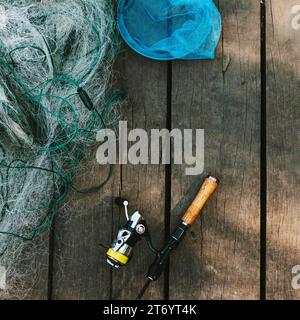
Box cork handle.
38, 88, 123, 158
182, 176, 219, 225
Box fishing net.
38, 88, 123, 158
117, 0, 222, 60
0, 0, 121, 297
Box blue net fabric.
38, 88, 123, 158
117, 0, 222, 60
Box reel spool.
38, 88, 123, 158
106, 176, 220, 299
106, 199, 147, 268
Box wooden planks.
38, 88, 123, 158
50, 162, 119, 299
17, 1, 300, 300
49, 50, 168, 300
110, 50, 168, 300
266, 0, 300, 300
169, 0, 261, 299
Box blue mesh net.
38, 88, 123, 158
117, 0, 222, 60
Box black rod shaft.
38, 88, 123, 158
136, 279, 152, 300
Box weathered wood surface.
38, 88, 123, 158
44, 50, 168, 300
169, 0, 261, 299
50, 162, 119, 299
110, 51, 168, 300
14, 0, 300, 300
266, 0, 300, 300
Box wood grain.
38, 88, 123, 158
110, 50, 168, 300
266, 0, 300, 300
19, 1, 300, 301
169, 0, 261, 299
50, 161, 119, 299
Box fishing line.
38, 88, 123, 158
0, 0, 122, 298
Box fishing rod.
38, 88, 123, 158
106, 175, 219, 300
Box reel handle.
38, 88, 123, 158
181, 176, 219, 225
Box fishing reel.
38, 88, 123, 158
106, 198, 150, 268
106, 176, 220, 299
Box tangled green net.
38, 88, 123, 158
0, 0, 121, 293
